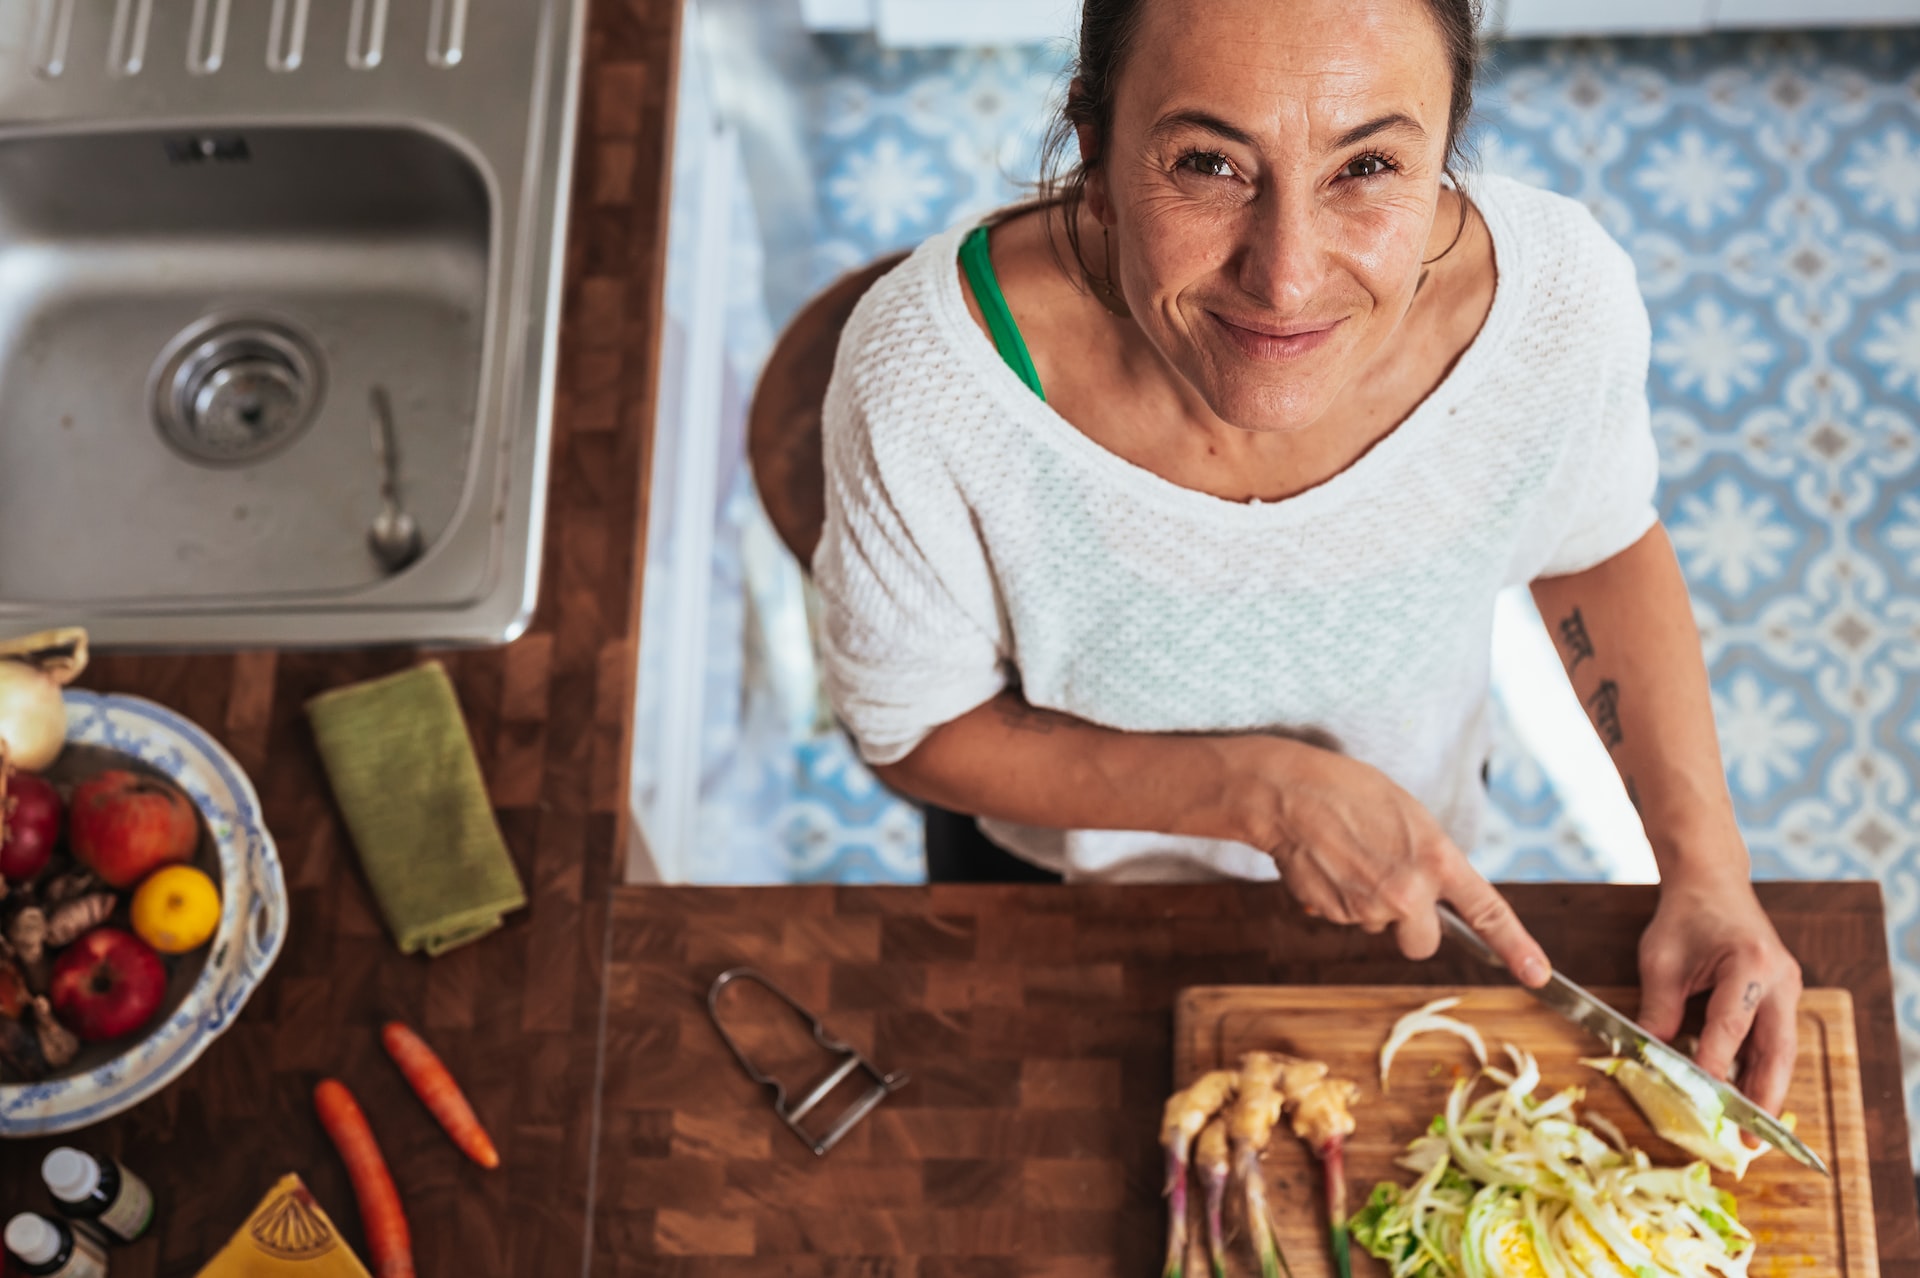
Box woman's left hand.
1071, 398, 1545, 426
1635, 870, 1803, 1114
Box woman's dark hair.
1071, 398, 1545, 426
1036, 0, 1484, 276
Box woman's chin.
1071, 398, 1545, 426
1180, 334, 1351, 434
1192, 378, 1336, 436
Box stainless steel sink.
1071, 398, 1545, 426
0, 0, 586, 646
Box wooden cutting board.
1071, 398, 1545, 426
1173, 986, 1873, 1278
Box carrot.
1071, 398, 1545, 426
313, 1078, 415, 1278
381, 1020, 501, 1170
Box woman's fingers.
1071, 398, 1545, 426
1695, 962, 1770, 1084
1739, 990, 1799, 1115
1440, 864, 1550, 986
1632, 935, 1689, 1043
1394, 902, 1443, 961
1279, 852, 1357, 925
1264, 766, 1523, 972
1633, 886, 1803, 1111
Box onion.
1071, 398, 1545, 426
0, 628, 88, 772
1379, 995, 1490, 1091
0, 770, 62, 882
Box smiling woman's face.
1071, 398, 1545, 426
1083, 0, 1457, 433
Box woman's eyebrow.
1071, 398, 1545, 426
1149, 109, 1428, 153
1329, 112, 1427, 149
1147, 110, 1260, 147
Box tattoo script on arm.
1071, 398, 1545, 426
1556, 606, 1626, 751
1587, 680, 1624, 750
1558, 607, 1596, 672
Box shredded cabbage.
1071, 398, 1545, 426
1351, 1045, 1754, 1278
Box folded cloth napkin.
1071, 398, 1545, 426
307, 661, 526, 956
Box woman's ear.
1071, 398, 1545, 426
1082, 163, 1111, 225
1068, 76, 1112, 224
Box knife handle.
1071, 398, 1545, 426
1436, 903, 1508, 970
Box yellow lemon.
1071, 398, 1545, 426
131, 865, 222, 954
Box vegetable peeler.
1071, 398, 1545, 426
706, 967, 909, 1156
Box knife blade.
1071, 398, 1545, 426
1435, 901, 1829, 1177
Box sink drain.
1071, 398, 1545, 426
151, 315, 325, 466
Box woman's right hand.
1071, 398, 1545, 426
1235, 737, 1553, 985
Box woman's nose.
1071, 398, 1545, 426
1234, 192, 1329, 313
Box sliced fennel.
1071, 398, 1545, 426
1380, 996, 1490, 1091
1351, 1046, 1754, 1278
1584, 1057, 1790, 1180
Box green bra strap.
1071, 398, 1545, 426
959, 224, 1046, 402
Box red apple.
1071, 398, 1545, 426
49, 928, 167, 1042
69, 770, 199, 889
0, 770, 61, 882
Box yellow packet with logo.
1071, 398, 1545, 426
194, 1174, 373, 1278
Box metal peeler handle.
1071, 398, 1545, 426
707, 967, 910, 1157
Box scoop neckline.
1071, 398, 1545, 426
928, 173, 1526, 526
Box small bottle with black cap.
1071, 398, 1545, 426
40, 1148, 154, 1245
3, 1212, 108, 1278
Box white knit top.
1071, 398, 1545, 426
813, 173, 1659, 882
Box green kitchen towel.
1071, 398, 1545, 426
306, 661, 527, 956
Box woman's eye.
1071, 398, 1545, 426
1343, 152, 1396, 180
1178, 151, 1236, 180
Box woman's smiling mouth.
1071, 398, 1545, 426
1209, 311, 1345, 360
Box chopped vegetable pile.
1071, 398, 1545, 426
1353, 1037, 1755, 1278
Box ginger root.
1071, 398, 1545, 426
7, 905, 46, 965
43, 870, 102, 907
45, 893, 116, 948
30, 995, 78, 1069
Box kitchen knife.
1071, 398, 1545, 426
1435, 901, 1829, 1177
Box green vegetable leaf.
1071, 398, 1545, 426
1349, 1183, 1403, 1256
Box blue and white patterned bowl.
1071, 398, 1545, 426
0, 691, 288, 1136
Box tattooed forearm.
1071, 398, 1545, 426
1557, 607, 1596, 672
1587, 680, 1624, 749
1553, 601, 1624, 750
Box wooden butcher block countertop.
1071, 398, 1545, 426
0, 1, 1915, 1275
591, 882, 1919, 1275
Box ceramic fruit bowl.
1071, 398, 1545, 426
0, 691, 287, 1136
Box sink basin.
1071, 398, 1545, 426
0, 126, 488, 604
0, 0, 586, 646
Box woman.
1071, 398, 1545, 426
812, 0, 1802, 1112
